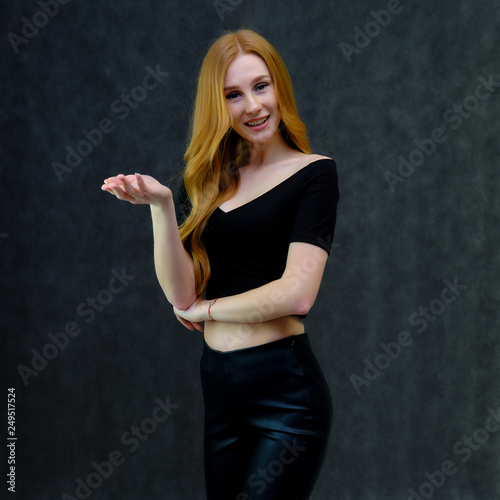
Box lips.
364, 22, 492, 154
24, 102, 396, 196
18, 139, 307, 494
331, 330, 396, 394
245, 115, 270, 127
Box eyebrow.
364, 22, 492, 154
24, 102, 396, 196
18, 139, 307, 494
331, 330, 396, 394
224, 74, 271, 92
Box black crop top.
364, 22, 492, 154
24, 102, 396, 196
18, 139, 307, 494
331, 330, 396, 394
175, 158, 339, 318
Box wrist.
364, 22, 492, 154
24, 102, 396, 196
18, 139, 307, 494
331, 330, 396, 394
208, 298, 220, 321
150, 193, 174, 212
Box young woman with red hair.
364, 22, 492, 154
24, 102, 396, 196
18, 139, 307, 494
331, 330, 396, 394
102, 28, 339, 500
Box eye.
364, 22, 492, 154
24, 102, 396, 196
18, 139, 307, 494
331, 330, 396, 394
255, 83, 269, 92
226, 91, 240, 100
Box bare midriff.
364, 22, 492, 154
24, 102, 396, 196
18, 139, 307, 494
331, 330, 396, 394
203, 315, 305, 352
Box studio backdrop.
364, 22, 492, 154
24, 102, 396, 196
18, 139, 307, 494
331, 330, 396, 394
2, 0, 499, 499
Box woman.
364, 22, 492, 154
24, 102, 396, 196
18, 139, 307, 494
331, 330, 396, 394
102, 28, 338, 500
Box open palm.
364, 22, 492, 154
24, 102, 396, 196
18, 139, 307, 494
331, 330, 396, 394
101, 173, 172, 207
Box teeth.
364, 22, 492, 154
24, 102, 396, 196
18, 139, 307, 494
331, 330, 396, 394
247, 116, 267, 126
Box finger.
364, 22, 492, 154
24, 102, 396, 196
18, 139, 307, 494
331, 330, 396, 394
104, 175, 132, 193
102, 179, 115, 192
192, 322, 203, 332
119, 174, 141, 197
103, 176, 143, 203
110, 186, 137, 203
111, 187, 133, 201
103, 177, 123, 189
105, 180, 126, 193
102, 185, 117, 194
135, 173, 149, 197
175, 314, 194, 331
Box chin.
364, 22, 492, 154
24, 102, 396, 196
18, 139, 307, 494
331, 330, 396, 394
241, 118, 280, 144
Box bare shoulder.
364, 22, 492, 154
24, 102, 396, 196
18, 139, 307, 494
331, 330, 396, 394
305, 153, 333, 162
296, 153, 334, 170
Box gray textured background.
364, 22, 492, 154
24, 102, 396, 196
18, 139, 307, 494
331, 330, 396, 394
2, 0, 500, 499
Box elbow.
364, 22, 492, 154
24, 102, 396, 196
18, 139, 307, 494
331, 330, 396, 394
160, 285, 197, 310
171, 297, 197, 311
293, 295, 314, 317
169, 293, 197, 311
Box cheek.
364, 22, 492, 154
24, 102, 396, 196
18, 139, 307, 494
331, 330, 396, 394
228, 103, 243, 123
225, 105, 238, 129
265, 94, 279, 115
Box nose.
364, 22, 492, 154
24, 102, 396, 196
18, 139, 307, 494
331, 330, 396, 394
245, 94, 262, 114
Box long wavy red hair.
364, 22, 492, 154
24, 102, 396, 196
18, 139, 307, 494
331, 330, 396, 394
179, 28, 311, 298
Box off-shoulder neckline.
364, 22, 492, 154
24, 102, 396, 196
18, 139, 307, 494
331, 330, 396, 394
217, 158, 333, 214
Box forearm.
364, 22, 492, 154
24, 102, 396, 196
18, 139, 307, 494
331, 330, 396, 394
151, 198, 196, 309
207, 243, 328, 323
208, 276, 312, 323
173, 242, 328, 327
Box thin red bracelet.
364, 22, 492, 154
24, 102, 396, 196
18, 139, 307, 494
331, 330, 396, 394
208, 298, 220, 321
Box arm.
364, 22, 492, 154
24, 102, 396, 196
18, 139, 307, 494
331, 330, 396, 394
173, 241, 329, 323
174, 158, 339, 327
150, 199, 197, 310
102, 173, 198, 312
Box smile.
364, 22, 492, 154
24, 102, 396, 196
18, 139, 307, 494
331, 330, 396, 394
245, 116, 270, 128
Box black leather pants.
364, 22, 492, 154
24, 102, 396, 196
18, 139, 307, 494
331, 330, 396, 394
200, 333, 333, 500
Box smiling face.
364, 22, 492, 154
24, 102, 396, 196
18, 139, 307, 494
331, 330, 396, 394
224, 52, 282, 146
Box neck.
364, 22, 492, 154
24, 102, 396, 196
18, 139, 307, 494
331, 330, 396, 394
243, 130, 297, 168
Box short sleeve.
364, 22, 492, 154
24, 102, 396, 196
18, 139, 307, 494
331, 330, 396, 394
174, 181, 192, 226
289, 159, 339, 254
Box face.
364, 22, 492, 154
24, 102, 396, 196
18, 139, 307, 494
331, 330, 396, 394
223, 53, 281, 146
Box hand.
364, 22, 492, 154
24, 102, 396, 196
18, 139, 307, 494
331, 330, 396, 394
174, 312, 204, 332
173, 300, 210, 332
101, 173, 172, 207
